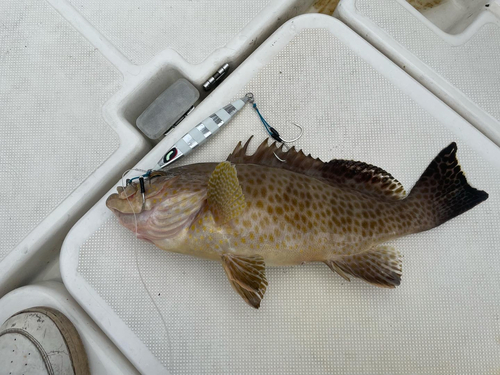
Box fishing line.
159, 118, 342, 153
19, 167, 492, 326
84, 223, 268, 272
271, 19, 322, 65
120, 173, 172, 359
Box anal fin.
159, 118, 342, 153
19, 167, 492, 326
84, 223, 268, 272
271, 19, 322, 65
221, 254, 268, 309
325, 245, 402, 288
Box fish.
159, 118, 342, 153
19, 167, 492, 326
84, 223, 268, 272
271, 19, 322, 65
106, 138, 488, 308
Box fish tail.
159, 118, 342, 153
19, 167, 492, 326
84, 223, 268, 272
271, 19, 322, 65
407, 143, 488, 231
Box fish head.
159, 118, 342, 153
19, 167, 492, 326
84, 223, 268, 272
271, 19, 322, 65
106, 172, 177, 214
106, 182, 143, 214
106, 170, 208, 243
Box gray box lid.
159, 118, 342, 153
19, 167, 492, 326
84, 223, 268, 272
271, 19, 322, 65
136, 78, 200, 139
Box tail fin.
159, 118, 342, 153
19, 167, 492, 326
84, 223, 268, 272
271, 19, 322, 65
408, 143, 488, 230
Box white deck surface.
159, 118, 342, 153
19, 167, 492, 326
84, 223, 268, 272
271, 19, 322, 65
59, 0, 314, 68
0, 0, 149, 296
336, 0, 500, 146
0, 0, 123, 259
67, 0, 271, 65
62, 15, 500, 374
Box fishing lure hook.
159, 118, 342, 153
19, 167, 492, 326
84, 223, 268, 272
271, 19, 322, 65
278, 122, 303, 143
273, 123, 304, 163
273, 148, 287, 163
251, 101, 304, 163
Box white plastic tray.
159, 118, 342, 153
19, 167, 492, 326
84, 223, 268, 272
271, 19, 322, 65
0, 282, 139, 375
62, 15, 500, 374
336, 0, 500, 146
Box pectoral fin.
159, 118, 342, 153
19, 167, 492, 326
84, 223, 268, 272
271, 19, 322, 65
221, 254, 268, 309
326, 245, 402, 288
207, 161, 246, 225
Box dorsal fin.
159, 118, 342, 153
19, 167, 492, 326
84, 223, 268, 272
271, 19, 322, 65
227, 137, 406, 200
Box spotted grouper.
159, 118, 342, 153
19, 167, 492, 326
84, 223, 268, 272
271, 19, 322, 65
106, 138, 488, 308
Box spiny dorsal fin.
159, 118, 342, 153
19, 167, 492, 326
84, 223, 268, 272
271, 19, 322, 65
326, 245, 402, 288
221, 254, 268, 309
207, 161, 246, 225
227, 137, 406, 200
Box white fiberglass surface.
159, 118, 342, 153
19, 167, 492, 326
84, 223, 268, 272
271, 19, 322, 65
67, 0, 272, 65
0, 0, 122, 261
345, 0, 500, 146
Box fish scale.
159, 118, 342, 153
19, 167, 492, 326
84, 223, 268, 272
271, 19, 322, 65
205, 164, 397, 265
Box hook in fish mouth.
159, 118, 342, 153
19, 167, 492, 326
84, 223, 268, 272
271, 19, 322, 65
117, 183, 138, 199
106, 190, 143, 214
107, 174, 179, 214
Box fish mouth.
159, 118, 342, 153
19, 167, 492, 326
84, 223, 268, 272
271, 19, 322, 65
106, 175, 180, 215
106, 191, 142, 214
105, 193, 119, 208
117, 184, 138, 199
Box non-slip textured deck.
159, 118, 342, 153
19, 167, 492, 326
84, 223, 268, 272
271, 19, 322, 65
0, 0, 122, 260
67, 0, 272, 65
76, 25, 500, 374
356, 0, 500, 125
